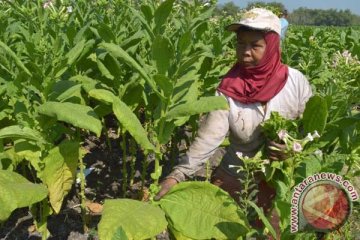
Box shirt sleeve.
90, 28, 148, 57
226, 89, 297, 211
169, 105, 230, 181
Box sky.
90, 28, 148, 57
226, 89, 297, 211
217, 0, 360, 15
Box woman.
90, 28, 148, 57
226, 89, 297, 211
155, 7, 312, 234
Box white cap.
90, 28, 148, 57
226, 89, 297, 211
226, 8, 281, 36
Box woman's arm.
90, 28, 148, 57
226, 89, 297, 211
154, 108, 230, 200
171, 108, 230, 180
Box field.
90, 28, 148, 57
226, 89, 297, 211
0, 0, 359, 239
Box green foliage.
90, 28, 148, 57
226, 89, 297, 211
262, 95, 329, 141
247, 201, 277, 239
37, 102, 102, 137
261, 112, 299, 141
98, 42, 163, 99
0, 40, 32, 76
302, 95, 328, 135
0, 170, 48, 221
166, 96, 229, 119
89, 89, 157, 152
160, 181, 249, 239
0, 125, 45, 144
98, 199, 167, 240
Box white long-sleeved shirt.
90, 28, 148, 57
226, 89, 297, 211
170, 67, 313, 180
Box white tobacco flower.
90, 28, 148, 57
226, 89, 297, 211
236, 152, 243, 159
43, 1, 53, 8
305, 132, 314, 142
342, 50, 350, 58
292, 142, 303, 152
312, 130, 320, 138
67, 6, 73, 13
277, 129, 288, 141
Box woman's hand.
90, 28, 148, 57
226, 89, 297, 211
266, 140, 288, 161
154, 178, 178, 201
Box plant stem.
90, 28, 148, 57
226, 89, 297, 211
129, 138, 136, 187
141, 154, 149, 199
154, 151, 161, 185
77, 129, 88, 232
103, 117, 112, 152
78, 150, 88, 232
32, 199, 50, 240
121, 130, 128, 197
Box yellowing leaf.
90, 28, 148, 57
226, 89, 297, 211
40, 141, 80, 213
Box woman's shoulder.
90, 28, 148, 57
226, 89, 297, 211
287, 66, 305, 77
283, 66, 312, 99
286, 66, 309, 84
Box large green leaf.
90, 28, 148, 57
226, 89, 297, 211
37, 102, 102, 137
39, 141, 79, 213
128, 6, 155, 39
171, 73, 199, 106
14, 140, 41, 172
157, 119, 176, 144
154, 0, 175, 32
48, 80, 82, 102
160, 182, 249, 239
89, 89, 156, 152
0, 40, 32, 76
152, 35, 173, 75
98, 42, 163, 99
98, 199, 167, 240
70, 75, 104, 93
113, 98, 156, 152
66, 39, 86, 66
97, 58, 114, 80
153, 74, 173, 98
0, 170, 48, 221
89, 89, 116, 105
178, 31, 192, 54
0, 125, 44, 143
166, 96, 228, 120
56, 84, 83, 103
302, 95, 328, 135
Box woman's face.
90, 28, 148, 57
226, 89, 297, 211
236, 30, 266, 67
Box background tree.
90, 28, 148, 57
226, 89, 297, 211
214, 2, 241, 16
289, 8, 360, 26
